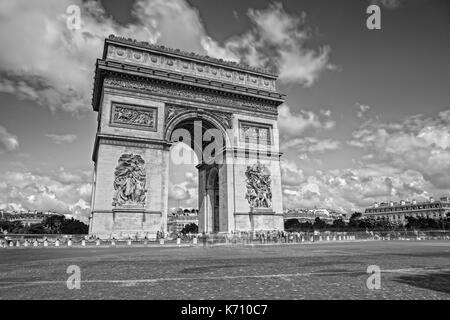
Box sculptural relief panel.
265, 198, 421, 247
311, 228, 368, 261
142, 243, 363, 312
239, 121, 272, 145
112, 153, 147, 207
110, 102, 157, 131
245, 162, 272, 209
104, 77, 278, 116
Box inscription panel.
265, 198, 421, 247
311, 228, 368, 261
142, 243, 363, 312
110, 102, 157, 131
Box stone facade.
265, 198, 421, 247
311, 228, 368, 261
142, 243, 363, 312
89, 35, 285, 238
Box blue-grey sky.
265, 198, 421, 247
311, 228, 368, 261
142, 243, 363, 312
0, 0, 449, 220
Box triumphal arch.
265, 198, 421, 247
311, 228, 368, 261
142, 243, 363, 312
89, 35, 285, 238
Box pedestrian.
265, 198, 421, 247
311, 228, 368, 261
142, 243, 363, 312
202, 232, 207, 247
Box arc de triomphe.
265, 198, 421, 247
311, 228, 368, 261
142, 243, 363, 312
89, 35, 285, 238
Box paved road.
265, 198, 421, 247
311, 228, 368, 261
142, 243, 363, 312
0, 240, 449, 299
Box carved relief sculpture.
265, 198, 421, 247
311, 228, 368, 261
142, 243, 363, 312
214, 112, 233, 129
104, 77, 278, 115
240, 121, 272, 144
165, 104, 188, 129
111, 103, 157, 131
245, 163, 272, 209
112, 154, 147, 207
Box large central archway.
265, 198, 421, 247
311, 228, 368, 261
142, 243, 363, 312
166, 113, 228, 234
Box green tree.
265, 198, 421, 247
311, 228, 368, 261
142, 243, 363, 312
284, 219, 301, 231
180, 223, 198, 234
61, 218, 88, 234
313, 217, 327, 229
350, 212, 362, 221
332, 218, 347, 230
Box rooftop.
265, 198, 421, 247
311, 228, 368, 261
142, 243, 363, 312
106, 35, 277, 77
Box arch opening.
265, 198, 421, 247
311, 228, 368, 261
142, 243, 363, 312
167, 116, 226, 235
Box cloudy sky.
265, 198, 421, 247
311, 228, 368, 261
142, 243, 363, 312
0, 0, 449, 221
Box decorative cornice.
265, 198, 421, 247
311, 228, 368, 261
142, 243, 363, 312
92, 58, 284, 107
229, 147, 283, 159
92, 133, 171, 161
106, 35, 276, 77
98, 74, 280, 116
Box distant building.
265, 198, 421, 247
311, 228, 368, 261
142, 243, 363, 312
364, 196, 450, 224
0, 210, 64, 226
283, 208, 346, 224
167, 208, 198, 234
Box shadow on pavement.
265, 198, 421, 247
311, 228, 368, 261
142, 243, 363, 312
393, 271, 450, 294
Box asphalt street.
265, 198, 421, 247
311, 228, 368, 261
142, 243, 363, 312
0, 240, 449, 299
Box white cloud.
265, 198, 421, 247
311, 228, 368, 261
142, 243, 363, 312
0, 125, 19, 153
0, 168, 92, 222
280, 159, 305, 186
282, 163, 438, 212
348, 109, 450, 188
223, 2, 333, 86
0, 0, 223, 114
0, 1, 333, 115
45, 133, 77, 144
356, 103, 371, 119
278, 104, 335, 138
281, 137, 340, 153
168, 182, 192, 201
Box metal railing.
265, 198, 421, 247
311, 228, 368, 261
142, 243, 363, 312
1, 230, 449, 248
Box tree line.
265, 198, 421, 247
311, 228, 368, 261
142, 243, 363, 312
0, 215, 88, 234
285, 212, 449, 232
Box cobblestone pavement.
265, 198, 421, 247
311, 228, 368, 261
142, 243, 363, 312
0, 240, 449, 299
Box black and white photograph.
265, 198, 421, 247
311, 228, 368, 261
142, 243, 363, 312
0, 0, 449, 307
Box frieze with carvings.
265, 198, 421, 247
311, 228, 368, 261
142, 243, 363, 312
245, 162, 272, 209
104, 77, 278, 115
239, 121, 272, 145
112, 153, 147, 207
213, 112, 233, 129
106, 35, 277, 92
165, 104, 188, 128
111, 102, 157, 131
